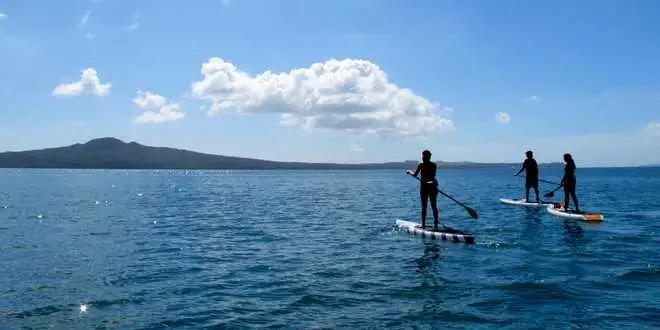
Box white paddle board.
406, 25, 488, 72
395, 219, 475, 244
546, 203, 604, 222
499, 198, 555, 208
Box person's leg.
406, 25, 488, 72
533, 180, 540, 202
420, 186, 428, 228
563, 185, 570, 210
570, 184, 580, 213
570, 191, 580, 213
525, 181, 530, 202
430, 186, 439, 229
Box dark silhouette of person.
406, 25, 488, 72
560, 153, 580, 213
406, 150, 439, 230
515, 150, 540, 203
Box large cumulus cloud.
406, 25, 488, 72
190, 57, 454, 138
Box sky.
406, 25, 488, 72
1, 0, 659, 167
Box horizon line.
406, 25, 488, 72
0, 137, 657, 168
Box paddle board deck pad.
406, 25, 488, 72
395, 219, 475, 244
499, 198, 555, 207
546, 204, 604, 222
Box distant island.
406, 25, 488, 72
0, 137, 564, 170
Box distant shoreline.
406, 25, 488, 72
0, 162, 563, 170
0, 164, 554, 170
0, 137, 649, 170
0, 165, 654, 171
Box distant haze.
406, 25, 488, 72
0, 138, 566, 170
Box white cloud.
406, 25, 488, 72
79, 10, 91, 28
0, 12, 8, 20
52, 68, 111, 97
495, 112, 510, 124
526, 95, 539, 102
645, 121, 660, 135
190, 57, 454, 138
133, 90, 184, 124
349, 143, 363, 152
126, 15, 139, 31
278, 113, 299, 126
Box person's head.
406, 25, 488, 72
422, 149, 432, 162
563, 153, 572, 162
525, 150, 533, 158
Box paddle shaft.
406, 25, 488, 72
515, 174, 560, 186
511, 166, 561, 186
408, 174, 473, 210
544, 184, 563, 197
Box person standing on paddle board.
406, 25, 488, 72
560, 153, 580, 213
515, 150, 540, 203
406, 150, 440, 230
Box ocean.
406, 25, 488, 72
1, 167, 659, 329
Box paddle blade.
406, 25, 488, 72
465, 206, 479, 219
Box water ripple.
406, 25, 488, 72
0, 168, 659, 329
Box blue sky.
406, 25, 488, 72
0, 0, 659, 166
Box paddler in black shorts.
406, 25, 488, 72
406, 149, 440, 230
515, 150, 540, 203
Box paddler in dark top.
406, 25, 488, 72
406, 149, 440, 230
515, 150, 540, 203
560, 153, 580, 213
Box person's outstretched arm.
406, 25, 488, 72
407, 163, 422, 177
515, 160, 527, 176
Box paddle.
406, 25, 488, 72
406, 171, 479, 219
543, 184, 563, 198
513, 173, 561, 186
511, 166, 561, 186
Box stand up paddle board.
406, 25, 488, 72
395, 219, 475, 244
499, 198, 555, 208
546, 203, 604, 222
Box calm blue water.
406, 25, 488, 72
1, 167, 659, 329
